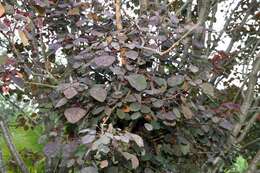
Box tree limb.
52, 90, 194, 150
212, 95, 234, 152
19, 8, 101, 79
232, 53, 260, 137
115, 0, 126, 65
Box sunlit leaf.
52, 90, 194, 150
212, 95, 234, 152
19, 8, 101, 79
100, 160, 109, 169
128, 133, 144, 147
125, 50, 138, 60
18, 30, 29, 46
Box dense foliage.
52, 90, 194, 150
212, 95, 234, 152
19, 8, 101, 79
0, 0, 259, 172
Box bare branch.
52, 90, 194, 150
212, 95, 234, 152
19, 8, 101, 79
232, 54, 260, 137
226, 0, 257, 52
236, 112, 259, 143
210, 0, 242, 52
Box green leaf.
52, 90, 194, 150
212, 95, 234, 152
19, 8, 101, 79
126, 74, 147, 91
129, 102, 141, 112
167, 75, 184, 87
200, 83, 214, 97
131, 112, 142, 120
116, 109, 126, 119
180, 144, 190, 155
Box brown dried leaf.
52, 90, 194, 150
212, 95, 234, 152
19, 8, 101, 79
0, 3, 5, 17
18, 30, 29, 46
68, 7, 80, 16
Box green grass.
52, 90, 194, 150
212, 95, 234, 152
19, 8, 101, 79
0, 126, 44, 172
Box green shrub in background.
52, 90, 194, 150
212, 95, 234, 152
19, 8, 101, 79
0, 94, 44, 172
225, 156, 248, 173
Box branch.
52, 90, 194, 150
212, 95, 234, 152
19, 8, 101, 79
206, 1, 218, 56
130, 23, 200, 56
246, 150, 260, 173
236, 111, 259, 144
226, 0, 257, 52
0, 119, 29, 173
24, 81, 57, 88
232, 53, 260, 137
115, 0, 126, 65
139, 0, 148, 15
175, 0, 193, 15
210, 0, 242, 52
242, 138, 260, 149
0, 148, 6, 173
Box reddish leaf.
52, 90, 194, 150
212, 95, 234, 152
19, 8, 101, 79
125, 50, 138, 60
63, 87, 78, 99
89, 86, 107, 102
94, 55, 115, 67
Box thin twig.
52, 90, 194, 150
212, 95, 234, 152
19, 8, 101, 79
232, 54, 260, 137
210, 0, 242, 52
236, 112, 259, 144
226, 0, 257, 52
24, 82, 57, 88
242, 138, 260, 149
0, 119, 29, 173
130, 23, 200, 56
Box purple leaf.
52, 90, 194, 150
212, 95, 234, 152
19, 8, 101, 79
125, 50, 138, 60
94, 55, 115, 67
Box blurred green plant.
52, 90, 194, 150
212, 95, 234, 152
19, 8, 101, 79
225, 155, 248, 173
0, 94, 44, 172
